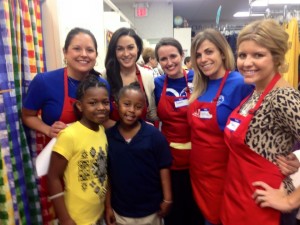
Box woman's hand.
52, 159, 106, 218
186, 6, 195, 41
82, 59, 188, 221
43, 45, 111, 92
48, 121, 67, 138
276, 153, 300, 176
252, 181, 292, 212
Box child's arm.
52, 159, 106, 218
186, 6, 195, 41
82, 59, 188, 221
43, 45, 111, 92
47, 152, 76, 225
104, 181, 116, 225
158, 168, 172, 218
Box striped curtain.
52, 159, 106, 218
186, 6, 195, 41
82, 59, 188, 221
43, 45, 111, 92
0, 0, 45, 224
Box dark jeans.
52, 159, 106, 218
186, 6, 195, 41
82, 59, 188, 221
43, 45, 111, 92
164, 169, 205, 225
280, 209, 298, 225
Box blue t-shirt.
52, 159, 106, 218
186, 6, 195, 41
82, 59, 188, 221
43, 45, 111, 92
154, 70, 194, 105
106, 120, 172, 217
23, 68, 109, 125
197, 71, 254, 130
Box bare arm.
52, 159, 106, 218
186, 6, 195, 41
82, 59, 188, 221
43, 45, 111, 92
104, 181, 116, 225
158, 168, 172, 218
47, 152, 75, 225
22, 107, 67, 138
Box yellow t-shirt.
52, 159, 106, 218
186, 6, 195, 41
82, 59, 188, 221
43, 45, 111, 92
53, 121, 108, 225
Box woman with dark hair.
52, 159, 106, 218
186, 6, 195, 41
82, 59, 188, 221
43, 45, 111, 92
104, 27, 157, 126
22, 27, 108, 224
22, 27, 108, 138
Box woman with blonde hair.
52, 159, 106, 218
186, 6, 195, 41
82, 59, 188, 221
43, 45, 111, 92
221, 19, 300, 225
188, 28, 253, 225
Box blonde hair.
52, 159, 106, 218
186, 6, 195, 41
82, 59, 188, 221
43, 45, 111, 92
189, 28, 235, 103
237, 19, 289, 73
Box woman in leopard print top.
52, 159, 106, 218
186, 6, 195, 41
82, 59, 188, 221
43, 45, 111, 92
221, 19, 300, 225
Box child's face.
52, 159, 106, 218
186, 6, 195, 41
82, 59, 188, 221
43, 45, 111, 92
117, 89, 145, 126
77, 86, 110, 130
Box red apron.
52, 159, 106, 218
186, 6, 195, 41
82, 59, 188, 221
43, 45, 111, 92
36, 67, 77, 224
109, 67, 147, 121
221, 73, 284, 225
187, 70, 230, 224
157, 70, 190, 170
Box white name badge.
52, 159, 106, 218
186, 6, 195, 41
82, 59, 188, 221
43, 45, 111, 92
226, 118, 241, 131
200, 108, 213, 119
174, 99, 189, 108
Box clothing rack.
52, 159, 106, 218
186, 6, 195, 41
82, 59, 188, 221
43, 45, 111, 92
220, 24, 244, 35
251, 4, 300, 22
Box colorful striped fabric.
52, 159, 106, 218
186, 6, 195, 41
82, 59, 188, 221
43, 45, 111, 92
0, 32, 15, 225
0, 0, 45, 224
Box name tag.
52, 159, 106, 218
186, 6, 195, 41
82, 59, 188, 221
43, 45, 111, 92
174, 98, 189, 108
226, 118, 241, 131
199, 108, 212, 119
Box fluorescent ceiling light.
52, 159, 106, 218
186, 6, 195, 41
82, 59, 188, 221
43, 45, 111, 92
250, 0, 300, 6
233, 11, 264, 17
269, 0, 300, 4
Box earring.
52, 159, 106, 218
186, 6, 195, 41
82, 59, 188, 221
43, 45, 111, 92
63, 58, 68, 66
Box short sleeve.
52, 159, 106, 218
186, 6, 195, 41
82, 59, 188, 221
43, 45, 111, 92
152, 129, 172, 168
23, 73, 46, 110
52, 128, 75, 161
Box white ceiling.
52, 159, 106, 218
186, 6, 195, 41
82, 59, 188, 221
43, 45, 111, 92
110, 0, 251, 24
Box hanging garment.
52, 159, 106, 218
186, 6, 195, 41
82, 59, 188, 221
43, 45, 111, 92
188, 70, 230, 224
0, 0, 44, 224
221, 74, 284, 225
283, 18, 299, 89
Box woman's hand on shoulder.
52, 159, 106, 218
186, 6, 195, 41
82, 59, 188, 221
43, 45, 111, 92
48, 121, 67, 138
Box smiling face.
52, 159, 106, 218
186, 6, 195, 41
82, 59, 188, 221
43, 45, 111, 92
116, 35, 139, 70
63, 32, 97, 78
157, 45, 184, 78
76, 86, 110, 131
237, 40, 276, 92
117, 89, 145, 127
195, 39, 226, 80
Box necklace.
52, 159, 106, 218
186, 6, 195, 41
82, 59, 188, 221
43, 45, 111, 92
68, 76, 79, 89
239, 92, 261, 116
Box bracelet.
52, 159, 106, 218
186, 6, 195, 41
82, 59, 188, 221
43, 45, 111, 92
48, 192, 64, 200
163, 199, 173, 204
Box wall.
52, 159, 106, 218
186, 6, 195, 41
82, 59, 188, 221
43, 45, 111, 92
174, 28, 191, 57
41, 0, 174, 71
41, 0, 105, 71
113, 2, 174, 40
